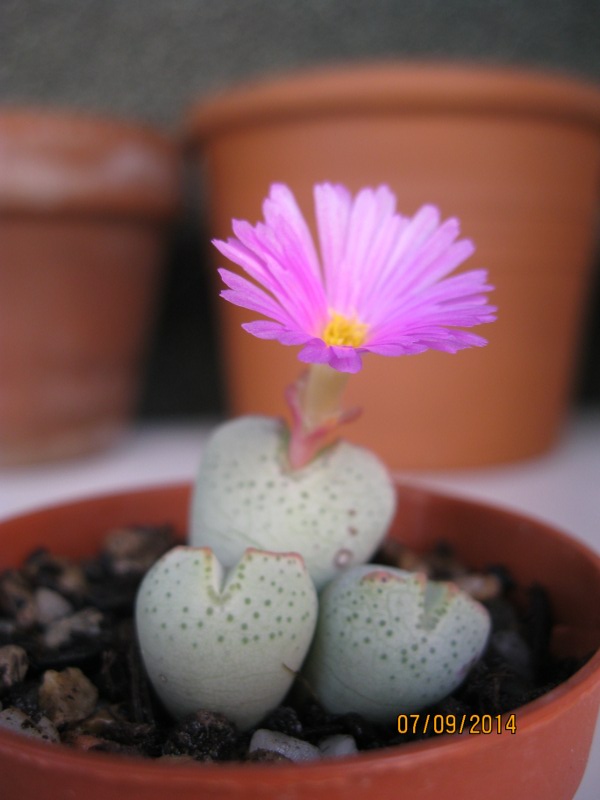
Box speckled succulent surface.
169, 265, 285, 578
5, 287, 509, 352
135, 545, 318, 730
301, 565, 491, 723
141, 418, 491, 728
189, 416, 396, 589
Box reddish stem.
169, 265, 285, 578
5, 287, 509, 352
285, 369, 361, 470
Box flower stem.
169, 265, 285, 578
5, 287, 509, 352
285, 364, 360, 470
301, 365, 350, 430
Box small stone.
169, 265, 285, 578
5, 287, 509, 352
249, 729, 321, 762
102, 526, 175, 577
38, 667, 98, 726
24, 551, 88, 599
0, 618, 17, 637
63, 732, 105, 750
0, 645, 28, 691
43, 607, 104, 649
376, 540, 430, 574
34, 588, 73, 625
424, 542, 468, 580
318, 734, 358, 758
0, 707, 59, 743
455, 573, 503, 602
74, 707, 161, 756
0, 571, 36, 628
490, 630, 534, 680
163, 710, 238, 761
62, 728, 142, 757
76, 705, 121, 735
486, 564, 515, 593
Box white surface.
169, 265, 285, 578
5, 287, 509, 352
0, 422, 212, 519
399, 411, 600, 554
1, 412, 599, 798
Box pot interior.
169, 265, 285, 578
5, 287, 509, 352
0, 482, 599, 800
3, 482, 599, 655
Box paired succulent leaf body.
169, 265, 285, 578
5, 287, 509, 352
301, 565, 490, 723
189, 416, 396, 590
136, 545, 318, 729
136, 416, 490, 730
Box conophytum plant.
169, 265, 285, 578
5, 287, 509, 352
136, 182, 496, 729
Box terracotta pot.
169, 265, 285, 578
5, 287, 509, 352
186, 63, 600, 468
0, 483, 599, 799
0, 108, 180, 465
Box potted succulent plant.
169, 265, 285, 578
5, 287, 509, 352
0, 182, 599, 800
137, 181, 495, 728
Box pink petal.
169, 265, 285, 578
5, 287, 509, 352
263, 184, 322, 281
214, 182, 496, 374
368, 268, 496, 343
298, 339, 364, 373
242, 320, 313, 345
314, 183, 352, 304
218, 269, 296, 327
297, 338, 332, 365
228, 222, 324, 331
221, 188, 328, 333
326, 346, 364, 373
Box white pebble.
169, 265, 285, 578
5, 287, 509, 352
318, 734, 358, 758
249, 729, 321, 762
491, 630, 533, 679
34, 588, 73, 625
0, 644, 28, 689
0, 707, 59, 743
43, 607, 103, 649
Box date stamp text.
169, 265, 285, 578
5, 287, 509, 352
397, 713, 517, 736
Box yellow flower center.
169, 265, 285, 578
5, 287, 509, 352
322, 312, 368, 348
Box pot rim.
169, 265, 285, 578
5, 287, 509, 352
186, 60, 600, 144
0, 481, 599, 786
0, 106, 181, 219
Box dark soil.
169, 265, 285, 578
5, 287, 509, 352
0, 526, 591, 762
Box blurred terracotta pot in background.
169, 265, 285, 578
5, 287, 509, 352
186, 62, 600, 469
0, 108, 180, 465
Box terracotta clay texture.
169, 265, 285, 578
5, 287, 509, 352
186, 62, 600, 468
0, 109, 180, 465
0, 482, 599, 800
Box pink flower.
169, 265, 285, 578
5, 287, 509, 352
214, 183, 496, 374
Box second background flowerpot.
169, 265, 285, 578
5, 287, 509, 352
187, 62, 600, 469
0, 108, 180, 465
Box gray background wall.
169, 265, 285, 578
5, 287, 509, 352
2, 0, 600, 417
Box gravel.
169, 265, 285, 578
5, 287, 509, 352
0, 526, 590, 763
